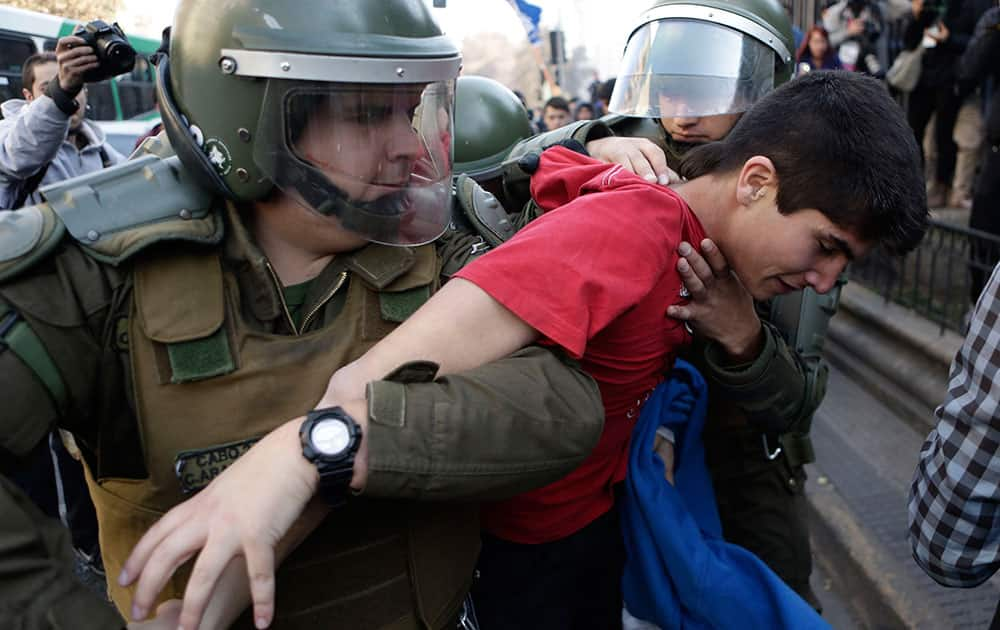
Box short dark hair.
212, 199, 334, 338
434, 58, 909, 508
543, 96, 570, 113
679, 71, 927, 255
21, 52, 57, 94
596, 78, 616, 103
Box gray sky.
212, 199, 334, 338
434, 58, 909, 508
117, 0, 651, 78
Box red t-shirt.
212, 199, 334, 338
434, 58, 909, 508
455, 146, 707, 544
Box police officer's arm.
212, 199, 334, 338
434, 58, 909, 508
500, 117, 614, 208
699, 319, 828, 434
0, 477, 125, 629
0, 251, 181, 629
0, 477, 134, 629
668, 238, 828, 433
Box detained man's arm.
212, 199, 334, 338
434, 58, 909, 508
324, 278, 538, 407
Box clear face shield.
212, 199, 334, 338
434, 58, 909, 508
254, 80, 454, 246
609, 19, 776, 119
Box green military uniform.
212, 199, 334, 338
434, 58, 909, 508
496, 0, 835, 608
0, 476, 124, 629
0, 139, 603, 630
0, 2, 605, 627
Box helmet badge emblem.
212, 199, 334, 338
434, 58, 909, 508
203, 138, 233, 176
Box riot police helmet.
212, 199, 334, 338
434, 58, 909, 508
156, 0, 461, 246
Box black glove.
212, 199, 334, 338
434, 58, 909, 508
516, 139, 590, 175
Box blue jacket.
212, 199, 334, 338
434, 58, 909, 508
621, 360, 829, 630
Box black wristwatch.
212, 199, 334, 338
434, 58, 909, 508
299, 406, 362, 507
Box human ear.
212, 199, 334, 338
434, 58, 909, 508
736, 156, 778, 206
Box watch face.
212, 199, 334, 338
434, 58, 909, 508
311, 418, 351, 456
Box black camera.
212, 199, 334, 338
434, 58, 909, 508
72, 20, 136, 83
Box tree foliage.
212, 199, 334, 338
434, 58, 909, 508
6, 0, 124, 23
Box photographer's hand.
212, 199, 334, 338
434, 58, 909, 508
54, 36, 99, 94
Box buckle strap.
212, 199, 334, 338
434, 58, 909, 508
0, 309, 69, 415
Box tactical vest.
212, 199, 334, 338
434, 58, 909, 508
85, 243, 479, 629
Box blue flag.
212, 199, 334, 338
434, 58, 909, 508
506, 0, 543, 45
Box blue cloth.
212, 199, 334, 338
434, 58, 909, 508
621, 360, 830, 630
505, 0, 543, 45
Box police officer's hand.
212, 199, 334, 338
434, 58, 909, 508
585, 136, 681, 186
666, 239, 764, 363
54, 36, 99, 93
653, 433, 676, 485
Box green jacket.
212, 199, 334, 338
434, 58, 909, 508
0, 186, 604, 628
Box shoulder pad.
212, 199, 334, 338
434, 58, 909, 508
453, 174, 516, 247
0, 203, 67, 283
40, 136, 222, 266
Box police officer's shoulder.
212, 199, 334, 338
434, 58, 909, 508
452, 174, 516, 248
0, 203, 67, 284
0, 134, 222, 284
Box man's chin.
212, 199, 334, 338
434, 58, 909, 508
755, 277, 800, 299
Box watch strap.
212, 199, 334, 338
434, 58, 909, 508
315, 463, 354, 508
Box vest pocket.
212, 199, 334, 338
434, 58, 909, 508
81, 471, 191, 618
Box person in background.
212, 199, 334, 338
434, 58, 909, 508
823, 0, 883, 63
595, 78, 617, 115
575, 101, 596, 120
901, 0, 981, 207
0, 46, 124, 209
542, 95, 572, 130
961, 5, 1000, 301
511, 88, 540, 134
796, 25, 844, 71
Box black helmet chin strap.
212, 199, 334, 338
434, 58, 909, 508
278, 158, 404, 241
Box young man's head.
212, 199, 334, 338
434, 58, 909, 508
542, 96, 571, 130
678, 71, 927, 298
21, 52, 87, 131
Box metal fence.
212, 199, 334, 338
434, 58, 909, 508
849, 218, 1000, 334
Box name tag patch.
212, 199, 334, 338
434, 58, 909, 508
174, 437, 260, 494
